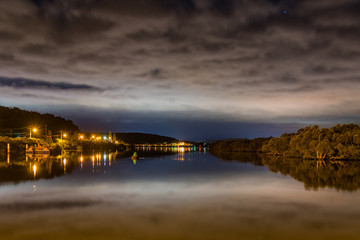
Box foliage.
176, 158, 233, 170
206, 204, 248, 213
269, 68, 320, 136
210, 124, 360, 160
261, 124, 360, 160
115, 132, 178, 145
210, 138, 269, 153
80, 140, 126, 153
0, 136, 49, 156
0, 105, 79, 138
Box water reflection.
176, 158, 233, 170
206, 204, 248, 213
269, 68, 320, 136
211, 151, 360, 191
2, 148, 359, 191
1, 151, 360, 240
210, 151, 264, 166
0, 149, 183, 185
263, 156, 360, 191
0, 154, 78, 184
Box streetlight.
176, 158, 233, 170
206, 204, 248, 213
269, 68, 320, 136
30, 128, 37, 138
60, 131, 67, 141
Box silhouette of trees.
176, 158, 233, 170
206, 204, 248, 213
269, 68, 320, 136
115, 133, 178, 145
210, 138, 269, 153
0, 106, 79, 137
262, 124, 360, 160
210, 124, 360, 160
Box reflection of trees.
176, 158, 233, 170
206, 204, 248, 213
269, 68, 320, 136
210, 150, 360, 191
0, 155, 78, 184
0, 149, 179, 185
210, 151, 264, 166
130, 149, 178, 158
262, 156, 360, 191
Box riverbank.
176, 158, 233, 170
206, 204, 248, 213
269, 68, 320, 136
0, 136, 126, 157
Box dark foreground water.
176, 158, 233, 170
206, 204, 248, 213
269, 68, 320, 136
0, 148, 360, 240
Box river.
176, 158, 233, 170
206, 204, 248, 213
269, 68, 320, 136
0, 148, 359, 240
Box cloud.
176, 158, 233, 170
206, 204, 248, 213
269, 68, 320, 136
0, 200, 102, 212
0, 76, 102, 91
0, 30, 23, 42
0, 0, 360, 138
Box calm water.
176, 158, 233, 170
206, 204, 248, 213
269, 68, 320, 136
0, 149, 360, 240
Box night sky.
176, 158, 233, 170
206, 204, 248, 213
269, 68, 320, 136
1, 0, 360, 140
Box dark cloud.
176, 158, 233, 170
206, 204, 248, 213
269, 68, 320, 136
49, 14, 115, 45
165, 0, 197, 15
127, 27, 187, 44
1, 0, 360, 138
304, 65, 350, 75
136, 68, 169, 81
151, 68, 162, 76
279, 73, 299, 84
0, 54, 16, 64
0, 30, 23, 42
21, 43, 56, 56
275, 84, 321, 93
0, 76, 102, 91
0, 199, 102, 212
68, 53, 118, 65
27, 0, 115, 45
328, 47, 360, 60
210, 0, 235, 16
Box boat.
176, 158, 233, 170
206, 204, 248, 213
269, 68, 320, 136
131, 152, 138, 161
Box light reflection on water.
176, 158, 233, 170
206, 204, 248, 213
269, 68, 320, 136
0, 149, 359, 240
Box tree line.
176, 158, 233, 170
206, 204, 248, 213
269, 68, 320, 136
210, 124, 360, 160
0, 106, 79, 137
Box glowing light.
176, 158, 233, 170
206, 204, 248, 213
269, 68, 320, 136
79, 135, 84, 139
63, 158, 67, 173
103, 136, 107, 140
33, 165, 37, 178
63, 133, 67, 137
92, 135, 95, 139
32, 128, 37, 132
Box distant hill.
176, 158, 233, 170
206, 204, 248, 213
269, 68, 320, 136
0, 106, 79, 137
115, 132, 178, 145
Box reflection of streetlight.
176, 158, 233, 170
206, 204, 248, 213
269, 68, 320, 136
33, 164, 37, 178
29, 128, 37, 138
63, 158, 67, 173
